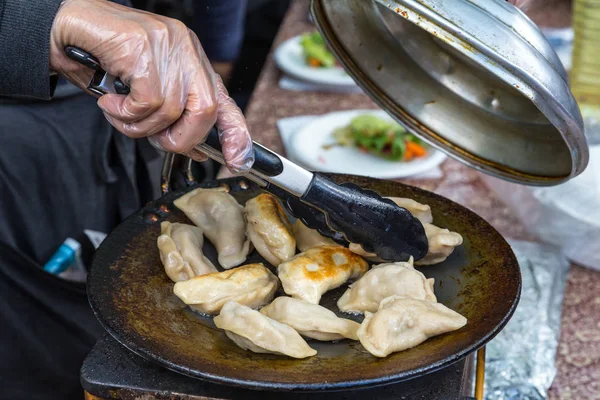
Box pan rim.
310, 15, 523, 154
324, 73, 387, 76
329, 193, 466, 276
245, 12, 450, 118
87, 174, 521, 391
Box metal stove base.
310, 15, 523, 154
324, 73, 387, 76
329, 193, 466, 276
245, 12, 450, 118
81, 335, 476, 400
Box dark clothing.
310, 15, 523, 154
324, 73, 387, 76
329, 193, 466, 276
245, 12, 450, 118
190, 0, 247, 62
0, 0, 62, 99
0, 93, 162, 264
0, 243, 101, 400
0, 0, 131, 101
0, 91, 163, 400
0, 1, 240, 398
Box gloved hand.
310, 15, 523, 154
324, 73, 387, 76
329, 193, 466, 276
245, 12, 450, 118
49, 0, 253, 173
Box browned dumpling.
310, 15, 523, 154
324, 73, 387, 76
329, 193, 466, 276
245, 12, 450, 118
261, 297, 360, 341
277, 246, 368, 304
245, 194, 296, 266
214, 301, 317, 359
157, 221, 217, 282
357, 296, 467, 357
337, 258, 436, 314
173, 264, 278, 315
174, 187, 250, 269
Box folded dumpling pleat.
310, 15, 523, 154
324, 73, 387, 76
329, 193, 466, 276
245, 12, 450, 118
245, 194, 296, 266
157, 221, 217, 282
174, 187, 250, 269
357, 296, 467, 357
260, 297, 360, 341
415, 223, 463, 266
173, 264, 278, 315
278, 246, 368, 304
386, 197, 433, 224
292, 219, 339, 252
214, 301, 317, 359
337, 258, 436, 314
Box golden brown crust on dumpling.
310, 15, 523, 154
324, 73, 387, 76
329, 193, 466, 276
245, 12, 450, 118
292, 246, 367, 281
173, 263, 278, 314
278, 246, 368, 304
251, 194, 293, 231
245, 194, 296, 265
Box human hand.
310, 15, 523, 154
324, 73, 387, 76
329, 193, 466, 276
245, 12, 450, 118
49, 0, 253, 172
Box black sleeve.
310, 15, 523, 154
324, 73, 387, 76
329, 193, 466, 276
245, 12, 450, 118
0, 0, 63, 99
190, 0, 247, 62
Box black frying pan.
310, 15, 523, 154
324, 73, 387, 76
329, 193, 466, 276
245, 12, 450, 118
87, 173, 521, 391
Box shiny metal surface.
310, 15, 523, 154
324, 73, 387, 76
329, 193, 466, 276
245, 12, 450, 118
311, 0, 589, 185
195, 141, 315, 194
251, 149, 315, 196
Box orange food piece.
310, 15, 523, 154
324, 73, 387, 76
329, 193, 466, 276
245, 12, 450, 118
307, 57, 321, 67
405, 141, 427, 159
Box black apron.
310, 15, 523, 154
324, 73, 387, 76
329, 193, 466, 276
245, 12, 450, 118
0, 88, 162, 399
0, 243, 101, 400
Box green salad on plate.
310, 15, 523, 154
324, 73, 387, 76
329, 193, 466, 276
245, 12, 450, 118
300, 31, 336, 68
332, 115, 428, 161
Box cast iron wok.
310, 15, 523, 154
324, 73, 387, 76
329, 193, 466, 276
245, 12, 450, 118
87, 173, 521, 391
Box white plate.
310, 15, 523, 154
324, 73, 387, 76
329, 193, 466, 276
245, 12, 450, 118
274, 36, 357, 87
289, 110, 447, 179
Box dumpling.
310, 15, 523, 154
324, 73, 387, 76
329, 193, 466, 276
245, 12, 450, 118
415, 223, 463, 266
173, 264, 278, 315
387, 197, 433, 224
245, 194, 296, 266
157, 221, 217, 282
174, 187, 250, 268
278, 246, 368, 304
214, 301, 317, 359
292, 219, 339, 252
260, 297, 360, 341
357, 296, 467, 357
349, 223, 462, 265
347, 243, 384, 262
337, 258, 436, 314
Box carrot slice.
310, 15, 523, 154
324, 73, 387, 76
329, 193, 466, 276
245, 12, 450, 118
405, 141, 427, 158
307, 57, 321, 67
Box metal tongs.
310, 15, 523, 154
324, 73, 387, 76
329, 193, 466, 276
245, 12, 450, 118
65, 46, 428, 261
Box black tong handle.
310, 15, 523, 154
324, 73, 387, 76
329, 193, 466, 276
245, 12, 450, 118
204, 130, 283, 177
64, 46, 130, 95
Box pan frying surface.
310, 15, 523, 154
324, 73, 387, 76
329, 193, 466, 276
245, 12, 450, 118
88, 174, 521, 391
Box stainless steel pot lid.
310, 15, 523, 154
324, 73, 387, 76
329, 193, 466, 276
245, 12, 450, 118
311, 0, 589, 185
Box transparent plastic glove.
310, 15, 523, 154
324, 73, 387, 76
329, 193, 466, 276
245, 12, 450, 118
49, 0, 253, 172
216, 76, 255, 173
